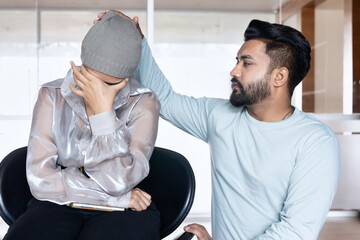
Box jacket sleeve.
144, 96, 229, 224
84, 92, 160, 207
254, 133, 340, 240
133, 37, 217, 142
26, 87, 159, 208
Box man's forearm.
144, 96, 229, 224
136, 38, 177, 104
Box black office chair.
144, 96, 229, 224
0, 147, 195, 240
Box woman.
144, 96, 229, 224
4, 11, 160, 240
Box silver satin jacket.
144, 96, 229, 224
26, 68, 160, 208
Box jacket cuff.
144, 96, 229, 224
108, 191, 132, 208
89, 110, 122, 136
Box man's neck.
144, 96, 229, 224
246, 100, 293, 122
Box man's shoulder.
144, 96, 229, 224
295, 110, 338, 141
298, 111, 332, 129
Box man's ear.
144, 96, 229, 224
272, 67, 289, 88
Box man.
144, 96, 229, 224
97, 10, 340, 240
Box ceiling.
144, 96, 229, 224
0, 0, 288, 13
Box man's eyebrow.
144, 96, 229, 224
235, 55, 254, 61
239, 55, 254, 60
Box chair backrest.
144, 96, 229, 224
137, 147, 196, 238
0, 147, 31, 225
0, 147, 196, 239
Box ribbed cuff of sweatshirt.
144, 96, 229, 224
89, 110, 122, 136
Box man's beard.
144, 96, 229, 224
229, 76, 271, 107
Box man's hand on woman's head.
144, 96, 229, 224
129, 188, 152, 211
69, 62, 127, 117
94, 9, 144, 39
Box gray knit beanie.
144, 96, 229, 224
81, 11, 142, 78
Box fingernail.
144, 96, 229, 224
184, 226, 190, 231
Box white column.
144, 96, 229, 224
147, 0, 154, 48
343, 0, 353, 114
278, 0, 283, 24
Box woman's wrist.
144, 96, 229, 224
88, 110, 122, 136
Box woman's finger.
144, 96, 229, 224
134, 188, 152, 200
132, 198, 143, 211
139, 194, 151, 207
71, 62, 89, 86
138, 199, 147, 210
111, 78, 128, 92
139, 189, 152, 202
80, 65, 104, 84
72, 72, 86, 90
142, 191, 152, 201
131, 189, 151, 211
80, 65, 93, 82
138, 191, 152, 207
71, 62, 89, 83
69, 83, 83, 97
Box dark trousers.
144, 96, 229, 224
3, 198, 161, 240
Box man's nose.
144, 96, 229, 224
230, 64, 241, 78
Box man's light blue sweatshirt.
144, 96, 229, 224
134, 38, 340, 240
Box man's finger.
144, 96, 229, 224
98, 12, 106, 18
96, 10, 144, 38
94, 11, 107, 23
133, 16, 139, 25
110, 9, 131, 20
184, 224, 212, 240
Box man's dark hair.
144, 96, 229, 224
244, 19, 311, 96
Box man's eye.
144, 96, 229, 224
243, 61, 250, 67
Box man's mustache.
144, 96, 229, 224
231, 77, 244, 91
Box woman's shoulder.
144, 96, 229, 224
36, 79, 64, 102
41, 78, 64, 88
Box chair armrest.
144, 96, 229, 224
175, 231, 194, 240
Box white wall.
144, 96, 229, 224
283, 11, 303, 110
314, 0, 344, 113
